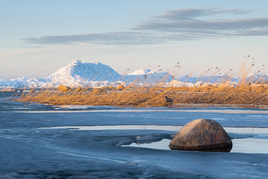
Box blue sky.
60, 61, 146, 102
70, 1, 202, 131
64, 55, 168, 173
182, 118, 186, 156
1, 0, 268, 79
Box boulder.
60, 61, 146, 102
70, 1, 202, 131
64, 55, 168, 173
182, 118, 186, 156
58, 85, 71, 92
117, 84, 125, 90
169, 119, 232, 152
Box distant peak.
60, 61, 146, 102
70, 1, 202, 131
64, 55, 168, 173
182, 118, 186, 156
128, 68, 170, 75
128, 68, 152, 75
48, 60, 121, 83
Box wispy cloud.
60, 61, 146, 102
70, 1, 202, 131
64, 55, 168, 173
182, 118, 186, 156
24, 31, 198, 45
24, 32, 155, 45
134, 8, 268, 31
23, 8, 268, 45
146, 8, 250, 21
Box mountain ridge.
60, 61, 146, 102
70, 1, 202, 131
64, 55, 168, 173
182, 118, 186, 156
0, 60, 267, 89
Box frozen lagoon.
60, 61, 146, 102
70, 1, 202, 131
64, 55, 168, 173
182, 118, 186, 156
1, 92, 268, 178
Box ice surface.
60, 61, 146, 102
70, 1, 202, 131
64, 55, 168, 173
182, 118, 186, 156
1, 93, 268, 178
40, 125, 268, 153
122, 137, 268, 154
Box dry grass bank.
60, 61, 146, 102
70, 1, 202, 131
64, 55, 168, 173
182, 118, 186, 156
16, 84, 268, 108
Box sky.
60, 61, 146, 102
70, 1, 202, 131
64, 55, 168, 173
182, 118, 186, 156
1, 0, 268, 79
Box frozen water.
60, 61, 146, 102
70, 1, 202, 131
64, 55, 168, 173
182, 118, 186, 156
122, 139, 172, 150
41, 125, 268, 154
122, 136, 268, 154
1, 92, 268, 178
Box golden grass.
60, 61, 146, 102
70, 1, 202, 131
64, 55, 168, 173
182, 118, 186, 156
15, 84, 268, 109
15, 61, 268, 109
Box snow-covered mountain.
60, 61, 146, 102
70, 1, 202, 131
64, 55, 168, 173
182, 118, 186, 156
48, 60, 121, 86
128, 69, 152, 75
178, 74, 237, 84
126, 68, 173, 85
1, 60, 267, 89
0, 60, 123, 89
0, 77, 51, 89
246, 73, 268, 83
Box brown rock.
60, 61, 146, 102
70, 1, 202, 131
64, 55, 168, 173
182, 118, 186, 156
169, 119, 232, 152
59, 85, 71, 92
117, 84, 125, 90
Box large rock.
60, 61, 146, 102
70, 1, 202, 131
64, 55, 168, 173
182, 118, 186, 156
169, 119, 232, 152
58, 85, 71, 92
117, 84, 125, 90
